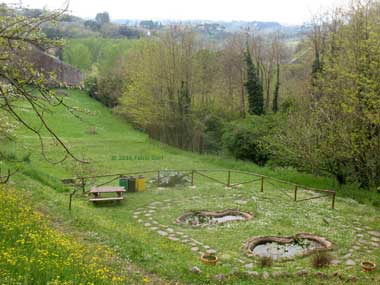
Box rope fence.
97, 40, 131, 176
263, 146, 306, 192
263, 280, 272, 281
63, 169, 336, 210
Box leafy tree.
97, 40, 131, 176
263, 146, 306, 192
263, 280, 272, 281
274, 1, 380, 188
42, 20, 99, 39
117, 28, 200, 150
245, 45, 264, 115
95, 12, 110, 26
219, 34, 248, 117
62, 42, 92, 70
118, 25, 142, 38
84, 20, 100, 31
312, 2, 380, 187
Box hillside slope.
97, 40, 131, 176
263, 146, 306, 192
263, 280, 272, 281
2, 89, 380, 285
12, 89, 379, 205
13, 89, 338, 188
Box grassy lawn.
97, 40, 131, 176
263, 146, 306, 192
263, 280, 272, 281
0, 185, 165, 285
2, 89, 380, 284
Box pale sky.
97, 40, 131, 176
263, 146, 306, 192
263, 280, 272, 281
7, 0, 343, 24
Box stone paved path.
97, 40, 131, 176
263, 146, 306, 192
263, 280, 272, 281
131, 192, 380, 282
132, 199, 216, 259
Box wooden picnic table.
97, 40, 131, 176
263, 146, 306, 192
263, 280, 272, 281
89, 186, 126, 203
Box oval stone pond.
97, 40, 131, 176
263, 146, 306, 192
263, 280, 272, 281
244, 233, 333, 261
176, 209, 253, 227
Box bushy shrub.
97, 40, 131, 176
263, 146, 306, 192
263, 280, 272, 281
222, 115, 279, 165
195, 108, 227, 153
312, 252, 332, 268
84, 74, 97, 99
93, 74, 126, 107
259, 256, 273, 268
83, 54, 129, 108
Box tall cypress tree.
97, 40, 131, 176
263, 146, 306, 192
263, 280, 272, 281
272, 63, 280, 113
245, 45, 264, 115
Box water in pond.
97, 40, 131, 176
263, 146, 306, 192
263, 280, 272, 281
212, 215, 245, 223
252, 240, 323, 260
185, 214, 246, 225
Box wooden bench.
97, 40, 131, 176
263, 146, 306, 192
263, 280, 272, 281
90, 197, 124, 202
89, 186, 126, 203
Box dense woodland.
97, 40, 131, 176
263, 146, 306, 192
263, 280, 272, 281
1, 1, 380, 190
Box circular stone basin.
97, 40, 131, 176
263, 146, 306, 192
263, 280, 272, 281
176, 209, 253, 227
244, 233, 333, 261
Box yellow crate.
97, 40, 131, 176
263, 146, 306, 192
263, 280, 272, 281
136, 176, 145, 192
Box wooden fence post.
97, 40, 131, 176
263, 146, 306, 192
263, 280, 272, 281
69, 189, 77, 210
157, 171, 160, 186
191, 170, 194, 186
81, 178, 86, 193
227, 171, 231, 187
294, 186, 298, 201
332, 193, 336, 209
260, 176, 264, 192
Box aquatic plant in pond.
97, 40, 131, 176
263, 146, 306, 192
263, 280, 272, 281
252, 240, 322, 260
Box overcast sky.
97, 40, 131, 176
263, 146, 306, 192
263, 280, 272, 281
7, 0, 343, 24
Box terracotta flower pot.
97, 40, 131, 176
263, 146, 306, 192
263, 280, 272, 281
361, 261, 376, 272
200, 253, 218, 265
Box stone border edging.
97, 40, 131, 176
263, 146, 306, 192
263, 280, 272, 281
243, 233, 334, 261
176, 209, 254, 227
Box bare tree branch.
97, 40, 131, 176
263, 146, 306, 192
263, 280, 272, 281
0, 2, 88, 164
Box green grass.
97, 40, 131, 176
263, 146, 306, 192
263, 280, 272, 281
0, 185, 157, 285
2, 89, 380, 284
